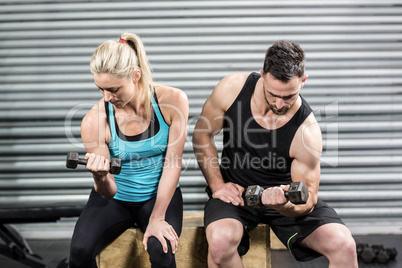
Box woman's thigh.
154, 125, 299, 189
70, 189, 135, 257
136, 187, 183, 235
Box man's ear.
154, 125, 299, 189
260, 70, 265, 79
301, 74, 308, 88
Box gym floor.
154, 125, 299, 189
0, 235, 400, 268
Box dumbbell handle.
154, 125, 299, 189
245, 182, 309, 207
66, 152, 122, 175
75, 158, 119, 173
77, 157, 121, 175
77, 158, 88, 166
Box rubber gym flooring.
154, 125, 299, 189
0, 234, 400, 268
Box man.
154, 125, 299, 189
192, 40, 357, 268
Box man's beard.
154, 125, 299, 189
267, 102, 290, 115
264, 90, 291, 115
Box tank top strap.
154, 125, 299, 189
104, 100, 117, 141
226, 72, 260, 115
151, 94, 169, 130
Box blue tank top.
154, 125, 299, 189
106, 96, 170, 202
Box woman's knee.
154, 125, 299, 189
147, 236, 176, 268
69, 241, 96, 268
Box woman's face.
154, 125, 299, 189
93, 72, 136, 109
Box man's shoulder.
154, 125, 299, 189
210, 73, 251, 110
291, 112, 322, 161
218, 73, 250, 89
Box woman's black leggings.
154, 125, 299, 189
69, 187, 183, 268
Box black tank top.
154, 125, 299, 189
220, 72, 313, 188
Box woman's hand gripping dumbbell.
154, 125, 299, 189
66, 152, 122, 175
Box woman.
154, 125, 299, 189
69, 32, 189, 268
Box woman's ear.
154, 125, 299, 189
133, 69, 141, 83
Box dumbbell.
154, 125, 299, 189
358, 244, 398, 264
245, 181, 309, 207
377, 247, 397, 264
356, 243, 368, 258
66, 152, 122, 175
360, 244, 380, 263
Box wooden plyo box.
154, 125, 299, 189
96, 212, 271, 268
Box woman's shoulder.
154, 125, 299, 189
153, 84, 189, 125
154, 83, 188, 106
82, 98, 107, 130
81, 98, 110, 145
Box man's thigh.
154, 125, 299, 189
204, 198, 259, 255
266, 199, 345, 261
298, 222, 353, 255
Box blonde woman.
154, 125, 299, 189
69, 33, 188, 268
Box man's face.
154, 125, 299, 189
260, 71, 307, 115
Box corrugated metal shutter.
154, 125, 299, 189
1, 0, 401, 237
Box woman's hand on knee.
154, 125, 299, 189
143, 219, 179, 254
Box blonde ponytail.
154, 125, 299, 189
90, 32, 154, 119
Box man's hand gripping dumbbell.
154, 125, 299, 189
66, 152, 122, 175
245, 182, 309, 207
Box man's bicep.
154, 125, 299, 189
195, 96, 226, 136
300, 117, 323, 161
291, 155, 320, 183
290, 157, 320, 204
286, 157, 319, 214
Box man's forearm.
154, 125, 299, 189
193, 135, 224, 191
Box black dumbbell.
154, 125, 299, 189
359, 244, 377, 263
245, 181, 309, 207
66, 152, 122, 175
376, 247, 398, 264
356, 243, 368, 258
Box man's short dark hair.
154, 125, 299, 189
262, 40, 305, 82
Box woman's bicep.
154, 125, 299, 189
80, 104, 110, 158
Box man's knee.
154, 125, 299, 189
329, 226, 356, 250
324, 228, 358, 267
318, 225, 357, 263
334, 230, 357, 257
206, 219, 243, 264
147, 236, 175, 268
301, 224, 357, 258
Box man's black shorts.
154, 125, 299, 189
204, 197, 344, 262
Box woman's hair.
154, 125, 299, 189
90, 32, 154, 119
262, 40, 305, 83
